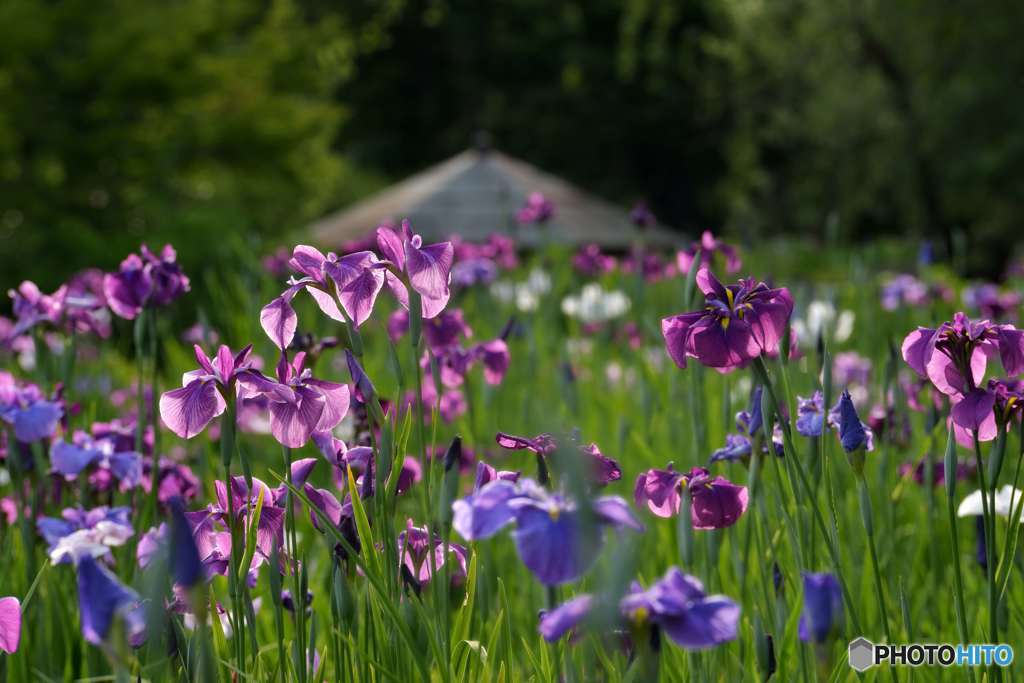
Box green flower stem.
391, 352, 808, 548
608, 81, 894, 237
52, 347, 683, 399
752, 355, 862, 634
942, 429, 976, 683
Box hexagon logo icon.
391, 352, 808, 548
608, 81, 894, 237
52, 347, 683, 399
848, 638, 875, 672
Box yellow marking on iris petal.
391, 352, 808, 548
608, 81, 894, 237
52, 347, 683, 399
721, 316, 730, 330
726, 288, 735, 308
549, 507, 560, 521
632, 607, 649, 624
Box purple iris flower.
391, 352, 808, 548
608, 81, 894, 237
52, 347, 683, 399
272, 457, 346, 532
662, 269, 793, 371
260, 245, 386, 342
159, 344, 260, 439
450, 234, 518, 270
630, 201, 656, 228
709, 434, 753, 463
76, 554, 146, 646
676, 231, 742, 276
540, 567, 740, 650
345, 350, 376, 404
236, 352, 350, 449
835, 391, 869, 453
899, 457, 977, 487
103, 244, 190, 320
516, 192, 555, 225
634, 465, 749, 530
798, 572, 843, 643
572, 244, 617, 277
0, 372, 63, 443
495, 431, 621, 486
452, 478, 642, 585
6, 278, 107, 338
472, 461, 520, 491
388, 308, 472, 351
142, 457, 201, 504
187, 477, 286, 575
377, 220, 455, 319
50, 431, 142, 490
963, 284, 1021, 322
398, 520, 468, 587
795, 392, 826, 437
451, 258, 498, 288
833, 352, 871, 388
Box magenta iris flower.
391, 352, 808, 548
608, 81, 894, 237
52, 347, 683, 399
629, 201, 656, 228
903, 312, 1024, 441
963, 284, 1021, 322
662, 269, 793, 371
899, 457, 977, 487
388, 308, 472, 351
8, 277, 109, 338
516, 192, 555, 224
495, 431, 621, 486
142, 457, 200, 504
452, 478, 642, 585
0, 371, 63, 443
676, 231, 742, 276
76, 554, 146, 646
540, 567, 740, 650
798, 572, 843, 643
377, 220, 455, 319
159, 344, 259, 439
0, 597, 20, 654
103, 244, 190, 320
634, 465, 748, 530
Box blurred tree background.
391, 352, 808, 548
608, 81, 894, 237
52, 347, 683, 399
2, 0, 1022, 288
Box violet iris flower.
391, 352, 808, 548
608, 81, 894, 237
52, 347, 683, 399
634, 465, 748, 530
103, 244, 190, 320
39, 506, 134, 564
7, 278, 108, 338
676, 231, 742, 276
662, 269, 793, 371
237, 352, 350, 449
159, 344, 260, 439
795, 392, 826, 437
76, 554, 146, 646
452, 478, 642, 585
516, 192, 555, 225
50, 430, 142, 490
398, 520, 468, 587
832, 352, 871, 388
798, 572, 843, 643
142, 457, 201, 504
0, 371, 63, 443
169, 498, 203, 588
540, 567, 740, 650
388, 308, 472, 351
0, 597, 20, 654
495, 431, 621, 486
377, 220, 455, 319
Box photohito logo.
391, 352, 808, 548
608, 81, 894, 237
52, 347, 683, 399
849, 638, 1014, 671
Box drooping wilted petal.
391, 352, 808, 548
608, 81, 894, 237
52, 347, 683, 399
159, 379, 226, 439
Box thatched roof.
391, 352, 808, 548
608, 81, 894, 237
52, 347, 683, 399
309, 148, 682, 249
